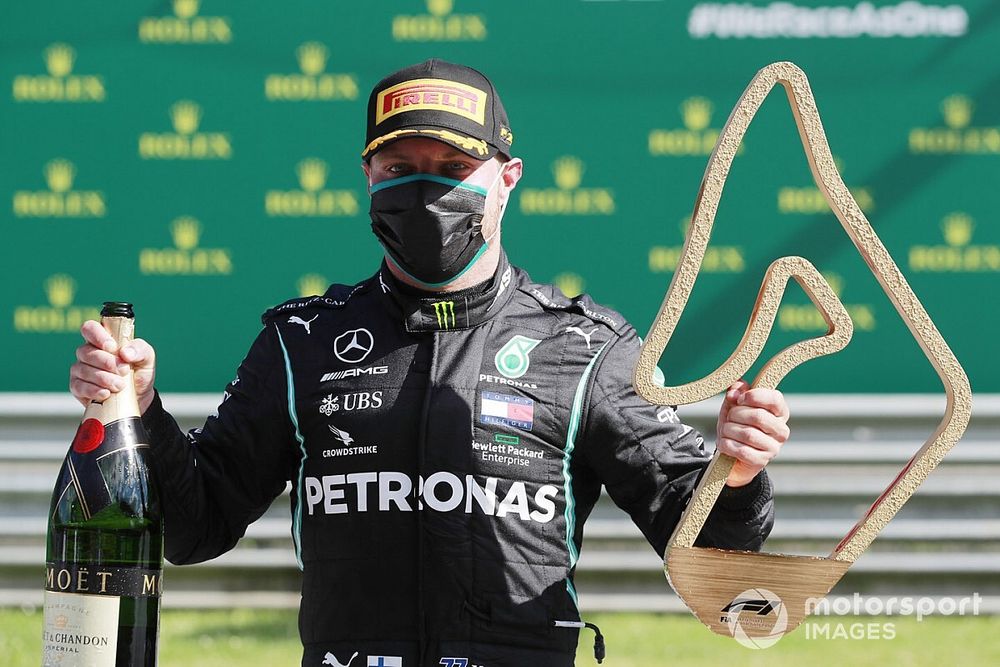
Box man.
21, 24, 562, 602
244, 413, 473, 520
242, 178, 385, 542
70, 60, 789, 666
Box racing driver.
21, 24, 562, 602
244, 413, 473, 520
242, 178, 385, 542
70, 59, 791, 667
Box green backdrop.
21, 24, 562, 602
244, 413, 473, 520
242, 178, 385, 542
2, 0, 997, 394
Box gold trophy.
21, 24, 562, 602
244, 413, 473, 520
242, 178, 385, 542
633, 62, 972, 644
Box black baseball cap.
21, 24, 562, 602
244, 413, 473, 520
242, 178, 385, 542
361, 59, 513, 162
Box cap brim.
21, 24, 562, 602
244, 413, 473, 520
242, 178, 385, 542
361, 126, 499, 161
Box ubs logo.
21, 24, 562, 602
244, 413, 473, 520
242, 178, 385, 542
319, 392, 384, 416
333, 328, 374, 364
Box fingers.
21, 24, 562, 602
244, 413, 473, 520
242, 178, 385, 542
718, 420, 782, 456
717, 383, 790, 486
717, 437, 773, 469
120, 338, 155, 369
737, 387, 790, 420
80, 320, 117, 355
717, 378, 750, 427
726, 404, 790, 442
69, 366, 122, 407
725, 378, 751, 404
71, 322, 157, 407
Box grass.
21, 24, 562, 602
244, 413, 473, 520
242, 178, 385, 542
4, 608, 999, 666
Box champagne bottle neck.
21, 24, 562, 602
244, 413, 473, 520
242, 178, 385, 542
101, 315, 135, 350
83, 315, 141, 423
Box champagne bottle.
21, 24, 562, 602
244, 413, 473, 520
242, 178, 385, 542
43, 302, 163, 666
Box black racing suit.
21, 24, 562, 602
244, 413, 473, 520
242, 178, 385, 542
142, 250, 774, 667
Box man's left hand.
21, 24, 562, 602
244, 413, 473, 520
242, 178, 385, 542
716, 379, 790, 487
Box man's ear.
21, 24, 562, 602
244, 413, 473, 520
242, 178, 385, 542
361, 160, 372, 184
501, 158, 523, 192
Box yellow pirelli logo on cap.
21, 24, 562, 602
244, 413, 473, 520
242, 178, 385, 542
376, 78, 487, 126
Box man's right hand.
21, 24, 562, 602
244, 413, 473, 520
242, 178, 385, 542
70, 320, 157, 414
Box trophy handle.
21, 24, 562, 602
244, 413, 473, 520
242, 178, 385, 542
634, 61, 972, 642
667, 256, 853, 551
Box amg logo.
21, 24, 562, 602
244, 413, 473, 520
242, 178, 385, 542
321, 366, 388, 381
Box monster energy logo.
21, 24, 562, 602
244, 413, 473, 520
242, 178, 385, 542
433, 300, 456, 329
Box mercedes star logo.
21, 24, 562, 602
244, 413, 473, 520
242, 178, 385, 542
333, 328, 374, 364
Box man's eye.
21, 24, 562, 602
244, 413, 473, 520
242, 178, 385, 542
447, 162, 471, 171
386, 164, 410, 174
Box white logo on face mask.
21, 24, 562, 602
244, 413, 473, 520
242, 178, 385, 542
333, 328, 374, 363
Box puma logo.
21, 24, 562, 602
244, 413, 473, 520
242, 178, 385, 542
322, 652, 358, 667
565, 326, 598, 349
289, 314, 319, 334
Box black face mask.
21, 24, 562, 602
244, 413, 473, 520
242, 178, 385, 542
369, 173, 500, 288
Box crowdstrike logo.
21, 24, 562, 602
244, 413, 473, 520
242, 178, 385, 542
328, 425, 354, 446
334, 328, 374, 363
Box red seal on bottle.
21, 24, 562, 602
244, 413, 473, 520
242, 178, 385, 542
72, 418, 105, 454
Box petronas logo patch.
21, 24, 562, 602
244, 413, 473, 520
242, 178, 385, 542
495, 335, 540, 379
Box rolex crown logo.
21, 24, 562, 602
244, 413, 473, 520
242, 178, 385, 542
297, 273, 328, 297
554, 272, 584, 298
820, 271, 844, 298
941, 94, 973, 130
44, 43, 75, 78
297, 158, 328, 192
45, 159, 75, 193
682, 97, 713, 132
173, 0, 200, 19
553, 156, 584, 190
296, 42, 328, 76
170, 100, 202, 135
427, 0, 454, 17
170, 216, 201, 250
942, 212, 974, 247
45, 274, 76, 308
